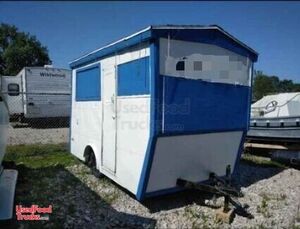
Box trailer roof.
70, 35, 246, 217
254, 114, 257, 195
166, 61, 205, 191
69, 25, 258, 69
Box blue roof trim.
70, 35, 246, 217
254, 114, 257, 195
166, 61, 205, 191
70, 25, 258, 69
70, 29, 152, 69
76, 62, 100, 73
69, 69, 73, 153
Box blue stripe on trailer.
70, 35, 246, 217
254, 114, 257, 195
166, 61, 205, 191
136, 42, 160, 201
162, 76, 250, 133
233, 131, 247, 177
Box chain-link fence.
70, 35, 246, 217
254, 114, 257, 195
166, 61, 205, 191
2, 91, 70, 145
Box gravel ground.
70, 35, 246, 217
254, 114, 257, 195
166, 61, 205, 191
7, 126, 69, 145
5, 127, 300, 228
45, 161, 300, 228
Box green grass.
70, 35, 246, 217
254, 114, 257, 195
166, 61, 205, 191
241, 153, 287, 168
2, 144, 81, 228
5, 143, 79, 168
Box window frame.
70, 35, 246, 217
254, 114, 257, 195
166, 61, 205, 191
193, 61, 203, 71
176, 60, 185, 71
8, 83, 20, 96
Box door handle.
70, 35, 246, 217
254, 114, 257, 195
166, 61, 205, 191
111, 94, 115, 104
111, 94, 116, 115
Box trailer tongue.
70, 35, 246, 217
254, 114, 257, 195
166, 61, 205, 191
177, 165, 253, 223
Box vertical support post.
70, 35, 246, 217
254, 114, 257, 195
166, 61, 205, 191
226, 164, 231, 185
224, 195, 230, 212
224, 165, 231, 212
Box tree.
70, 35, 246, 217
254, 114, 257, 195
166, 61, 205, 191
253, 71, 300, 100
293, 83, 300, 92
253, 73, 278, 100
278, 79, 294, 93
0, 23, 51, 75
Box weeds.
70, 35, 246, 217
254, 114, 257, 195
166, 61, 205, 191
3, 144, 81, 227
241, 153, 287, 168
256, 193, 271, 218
102, 190, 119, 205
5, 143, 79, 168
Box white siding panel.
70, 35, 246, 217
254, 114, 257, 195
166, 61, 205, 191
116, 96, 150, 193
146, 131, 243, 193
70, 66, 102, 167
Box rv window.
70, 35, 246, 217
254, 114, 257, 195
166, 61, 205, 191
8, 83, 20, 96
194, 61, 202, 71
0, 95, 3, 102
176, 61, 185, 71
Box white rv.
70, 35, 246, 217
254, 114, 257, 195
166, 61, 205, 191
0, 67, 71, 122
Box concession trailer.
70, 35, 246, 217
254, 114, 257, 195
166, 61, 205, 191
69, 25, 258, 200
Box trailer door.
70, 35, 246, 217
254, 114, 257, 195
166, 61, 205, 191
102, 65, 117, 173
1, 76, 23, 116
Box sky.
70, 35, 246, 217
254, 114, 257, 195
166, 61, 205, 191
0, 1, 299, 82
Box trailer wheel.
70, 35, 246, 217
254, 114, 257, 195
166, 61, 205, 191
84, 146, 103, 178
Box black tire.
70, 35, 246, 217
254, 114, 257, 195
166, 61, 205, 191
84, 148, 103, 178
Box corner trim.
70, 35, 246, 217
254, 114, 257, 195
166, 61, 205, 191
136, 41, 160, 201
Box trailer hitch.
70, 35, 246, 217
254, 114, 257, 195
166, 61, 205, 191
176, 165, 253, 223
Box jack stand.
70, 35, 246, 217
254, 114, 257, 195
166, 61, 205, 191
177, 165, 253, 224
215, 195, 235, 223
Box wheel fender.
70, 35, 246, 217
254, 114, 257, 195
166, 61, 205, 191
84, 143, 101, 170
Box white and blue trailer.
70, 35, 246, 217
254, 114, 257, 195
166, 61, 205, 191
69, 25, 258, 201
